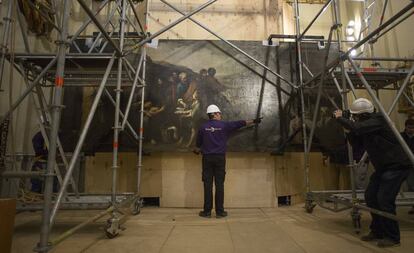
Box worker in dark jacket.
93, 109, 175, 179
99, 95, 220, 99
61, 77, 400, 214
401, 118, 414, 214
195, 104, 261, 218
31, 131, 48, 193
31, 131, 59, 193
334, 98, 411, 248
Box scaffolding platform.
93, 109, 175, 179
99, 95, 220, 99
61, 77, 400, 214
319, 67, 412, 90
306, 190, 414, 214
9, 53, 138, 86
16, 193, 136, 211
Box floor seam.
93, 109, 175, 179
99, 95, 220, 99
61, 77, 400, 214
259, 207, 308, 253
158, 224, 176, 253
225, 217, 236, 253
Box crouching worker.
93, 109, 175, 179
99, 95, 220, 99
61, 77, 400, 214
31, 131, 59, 193
194, 104, 262, 218
333, 98, 412, 248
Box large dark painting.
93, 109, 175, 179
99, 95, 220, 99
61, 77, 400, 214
61, 40, 345, 154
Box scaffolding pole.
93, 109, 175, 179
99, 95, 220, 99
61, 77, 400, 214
0, 0, 13, 91
37, 0, 71, 251
0, 0, 413, 250
110, 0, 127, 222
347, 56, 414, 166
125, 0, 219, 54
160, 0, 296, 90
293, 0, 311, 196
299, 0, 414, 231
49, 54, 116, 227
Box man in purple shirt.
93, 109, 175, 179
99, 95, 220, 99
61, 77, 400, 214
195, 104, 262, 218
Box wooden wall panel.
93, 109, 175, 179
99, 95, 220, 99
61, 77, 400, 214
85, 153, 162, 196
85, 151, 350, 207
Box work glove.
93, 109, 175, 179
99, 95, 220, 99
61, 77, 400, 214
253, 117, 263, 124
192, 148, 201, 155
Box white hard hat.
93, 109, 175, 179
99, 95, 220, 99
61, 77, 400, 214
206, 104, 221, 114
350, 98, 374, 114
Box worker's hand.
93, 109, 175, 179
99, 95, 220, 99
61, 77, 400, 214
253, 117, 263, 124
192, 148, 201, 155
333, 110, 342, 119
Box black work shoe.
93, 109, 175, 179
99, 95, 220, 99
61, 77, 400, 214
408, 207, 414, 214
361, 232, 383, 241
216, 211, 228, 218
377, 238, 400, 248
199, 211, 211, 218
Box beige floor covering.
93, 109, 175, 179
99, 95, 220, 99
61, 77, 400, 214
11, 205, 414, 253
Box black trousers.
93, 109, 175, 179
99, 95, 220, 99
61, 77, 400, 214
365, 169, 410, 242
202, 154, 226, 213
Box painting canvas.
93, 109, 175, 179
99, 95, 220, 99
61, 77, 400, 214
61, 40, 344, 153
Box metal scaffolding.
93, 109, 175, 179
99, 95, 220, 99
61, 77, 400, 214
292, 0, 414, 233
0, 0, 413, 252
0, 0, 149, 252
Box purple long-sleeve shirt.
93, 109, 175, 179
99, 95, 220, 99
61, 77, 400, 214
196, 120, 246, 155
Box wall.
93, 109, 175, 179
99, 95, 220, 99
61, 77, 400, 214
147, 0, 289, 40
297, 1, 363, 40
369, 0, 414, 128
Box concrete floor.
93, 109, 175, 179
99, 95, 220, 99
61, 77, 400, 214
11, 205, 414, 253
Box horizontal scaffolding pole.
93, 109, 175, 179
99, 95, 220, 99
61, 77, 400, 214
352, 57, 414, 62
50, 206, 114, 246
0, 171, 45, 178
304, 1, 414, 87
76, 0, 122, 56
125, 0, 218, 54
0, 57, 57, 125
348, 56, 414, 167
49, 54, 117, 227
355, 203, 414, 224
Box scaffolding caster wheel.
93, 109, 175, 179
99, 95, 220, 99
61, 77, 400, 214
305, 200, 316, 213
132, 198, 143, 215
105, 216, 122, 239
351, 210, 361, 234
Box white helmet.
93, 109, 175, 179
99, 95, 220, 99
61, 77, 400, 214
206, 104, 221, 114
350, 98, 374, 114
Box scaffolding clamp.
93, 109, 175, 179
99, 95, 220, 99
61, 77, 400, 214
54, 39, 70, 47
33, 242, 53, 252
49, 104, 65, 110
44, 172, 56, 178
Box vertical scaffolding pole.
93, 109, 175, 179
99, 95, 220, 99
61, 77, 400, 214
111, 0, 127, 208
16, 3, 31, 53
293, 0, 310, 195
121, 53, 144, 129
0, 0, 14, 90
333, 0, 356, 193
136, 0, 150, 209
333, 0, 361, 231
0, 58, 57, 125
37, 0, 70, 252
347, 56, 414, 166
305, 25, 335, 152
49, 54, 116, 227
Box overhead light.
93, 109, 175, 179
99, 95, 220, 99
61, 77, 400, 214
346, 27, 354, 36
346, 20, 356, 39
350, 49, 357, 57
347, 36, 355, 41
